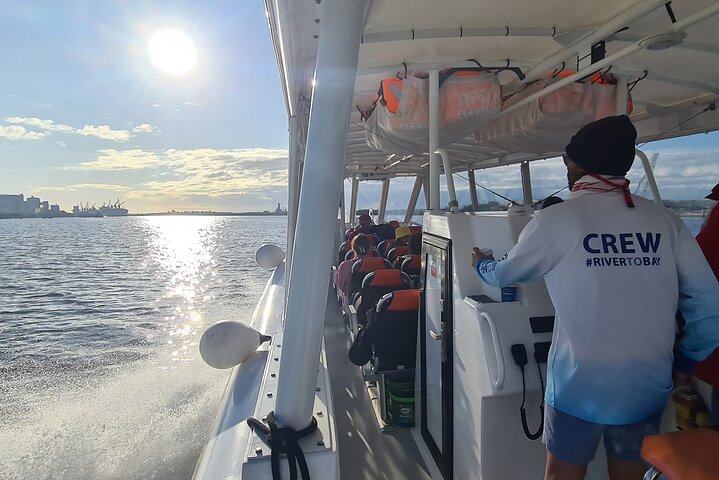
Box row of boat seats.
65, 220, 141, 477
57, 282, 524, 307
354, 269, 412, 327
370, 289, 420, 372
349, 257, 393, 301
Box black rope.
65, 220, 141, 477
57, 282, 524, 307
665, 2, 677, 24
638, 105, 714, 147
628, 70, 648, 93
247, 412, 318, 480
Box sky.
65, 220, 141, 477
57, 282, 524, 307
1, 1, 717, 214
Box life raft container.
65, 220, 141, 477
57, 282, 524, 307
473, 72, 633, 154
364, 70, 501, 155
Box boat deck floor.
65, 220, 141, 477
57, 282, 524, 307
323, 291, 432, 480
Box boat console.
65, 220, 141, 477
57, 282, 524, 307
420, 210, 609, 479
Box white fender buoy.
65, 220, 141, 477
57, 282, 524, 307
255, 244, 285, 270
199, 321, 271, 369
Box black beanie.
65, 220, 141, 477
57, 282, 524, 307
565, 115, 637, 176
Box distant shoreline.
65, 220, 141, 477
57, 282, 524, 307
0, 212, 288, 219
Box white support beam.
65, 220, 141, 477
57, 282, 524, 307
614, 68, 719, 95
404, 176, 424, 224
520, 161, 533, 206
275, 0, 367, 431
286, 115, 301, 279
468, 169, 480, 212
436, 148, 459, 212
377, 178, 390, 223
429, 70, 440, 211
361, 26, 561, 44
349, 177, 359, 225
636, 149, 663, 206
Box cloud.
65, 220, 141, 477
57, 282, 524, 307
4, 117, 151, 142
6, 117, 74, 133
62, 147, 289, 201
132, 123, 161, 134
66, 149, 164, 170
77, 125, 131, 141
183, 102, 202, 107
34, 183, 131, 193
0, 125, 47, 140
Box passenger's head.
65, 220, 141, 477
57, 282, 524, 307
541, 196, 564, 209
358, 214, 372, 226
388, 219, 400, 228
564, 115, 637, 188
351, 234, 371, 258
409, 233, 422, 255
395, 226, 412, 244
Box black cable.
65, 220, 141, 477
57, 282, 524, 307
519, 366, 544, 440
638, 105, 713, 148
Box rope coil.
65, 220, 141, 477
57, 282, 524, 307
247, 412, 319, 480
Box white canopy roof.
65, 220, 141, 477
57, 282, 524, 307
265, 0, 719, 178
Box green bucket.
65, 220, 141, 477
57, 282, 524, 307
386, 379, 415, 427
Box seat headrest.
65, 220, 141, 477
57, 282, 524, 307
402, 255, 421, 270
353, 256, 390, 272
378, 289, 420, 312
363, 269, 406, 288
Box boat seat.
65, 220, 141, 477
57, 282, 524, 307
377, 239, 397, 257
641, 427, 719, 480
349, 257, 392, 301
386, 245, 410, 262
355, 269, 411, 327
371, 289, 419, 373
345, 248, 380, 262
338, 241, 350, 264
400, 255, 421, 286
409, 225, 422, 235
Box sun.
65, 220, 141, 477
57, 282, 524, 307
148, 29, 197, 75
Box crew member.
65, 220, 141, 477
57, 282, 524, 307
471, 115, 719, 480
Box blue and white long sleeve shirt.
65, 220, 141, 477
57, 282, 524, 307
476, 179, 719, 425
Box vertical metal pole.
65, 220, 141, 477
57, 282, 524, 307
429, 70, 440, 211
468, 169, 480, 212
615, 74, 628, 116
436, 148, 458, 212
422, 176, 430, 210
339, 182, 346, 230
520, 161, 533, 206
378, 178, 390, 223
286, 115, 300, 277
636, 149, 663, 205
275, 0, 366, 431
349, 177, 359, 225
404, 175, 424, 224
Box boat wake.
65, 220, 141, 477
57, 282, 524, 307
0, 347, 229, 480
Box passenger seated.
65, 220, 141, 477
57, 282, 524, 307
355, 269, 411, 326
377, 238, 396, 257
347, 214, 373, 242
349, 256, 392, 302
335, 234, 371, 296
392, 233, 421, 268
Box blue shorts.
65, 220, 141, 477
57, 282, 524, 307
543, 404, 662, 464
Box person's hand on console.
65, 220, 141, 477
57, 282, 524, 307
472, 247, 494, 268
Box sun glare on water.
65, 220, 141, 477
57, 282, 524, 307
148, 28, 197, 75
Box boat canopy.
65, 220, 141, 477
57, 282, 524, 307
265, 0, 719, 178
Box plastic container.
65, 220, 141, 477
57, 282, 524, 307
672, 386, 707, 430
501, 286, 518, 302
386, 379, 415, 427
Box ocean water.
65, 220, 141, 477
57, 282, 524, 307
0, 216, 287, 480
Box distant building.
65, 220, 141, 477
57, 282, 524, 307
40, 200, 49, 212
50, 204, 60, 214
24, 196, 41, 215
0, 194, 24, 214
